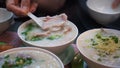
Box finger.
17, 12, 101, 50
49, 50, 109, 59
30, 2, 38, 13
112, 0, 120, 9
6, 0, 17, 11
6, 0, 27, 16
7, 5, 28, 16
21, 0, 31, 14
9, 6, 28, 16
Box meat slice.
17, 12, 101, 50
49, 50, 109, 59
50, 26, 62, 32
42, 13, 68, 30
33, 31, 51, 37
63, 25, 71, 34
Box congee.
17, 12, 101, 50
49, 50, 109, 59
18, 13, 78, 47
77, 29, 120, 67
0, 47, 63, 68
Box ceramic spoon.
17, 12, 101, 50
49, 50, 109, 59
27, 12, 43, 28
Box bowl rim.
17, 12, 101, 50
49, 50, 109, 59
76, 28, 120, 68
17, 18, 78, 47
0, 47, 64, 68
0, 8, 13, 23
86, 0, 120, 15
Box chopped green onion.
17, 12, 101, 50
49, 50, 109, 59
109, 36, 119, 44
97, 58, 102, 61
2, 55, 33, 68
47, 35, 62, 40
113, 56, 119, 58
4, 55, 10, 59
96, 33, 102, 39
31, 36, 44, 41
91, 39, 98, 46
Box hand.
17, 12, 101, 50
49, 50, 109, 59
6, 0, 38, 16
112, 0, 120, 9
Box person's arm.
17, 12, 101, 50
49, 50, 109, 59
112, 0, 120, 9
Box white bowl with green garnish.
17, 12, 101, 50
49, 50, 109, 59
76, 28, 120, 68
17, 17, 78, 54
0, 47, 64, 68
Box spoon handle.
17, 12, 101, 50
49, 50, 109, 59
27, 12, 43, 27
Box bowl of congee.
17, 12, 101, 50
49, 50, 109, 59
76, 28, 120, 68
0, 47, 64, 68
18, 13, 78, 54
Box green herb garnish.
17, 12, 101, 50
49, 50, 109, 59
4, 55, 10, 59
109, 36, 119, 44
21, 23, 35, 36
21, 23, 42, 41
31, 36, 44, 41
113, 56, 119, 58
96, 33, 102, 39
91, 39, 98, 46
2, 55, 33, 68
47, 35, 62, 40
97, 58, 102, 61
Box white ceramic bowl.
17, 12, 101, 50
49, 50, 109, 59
0, 8, 13, 34
0, 47, 64, 68
86, 0, 120, 25
76, 28, 120, 68
17, 18, 78, 54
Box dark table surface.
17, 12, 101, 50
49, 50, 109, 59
7, 0, 120, 33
